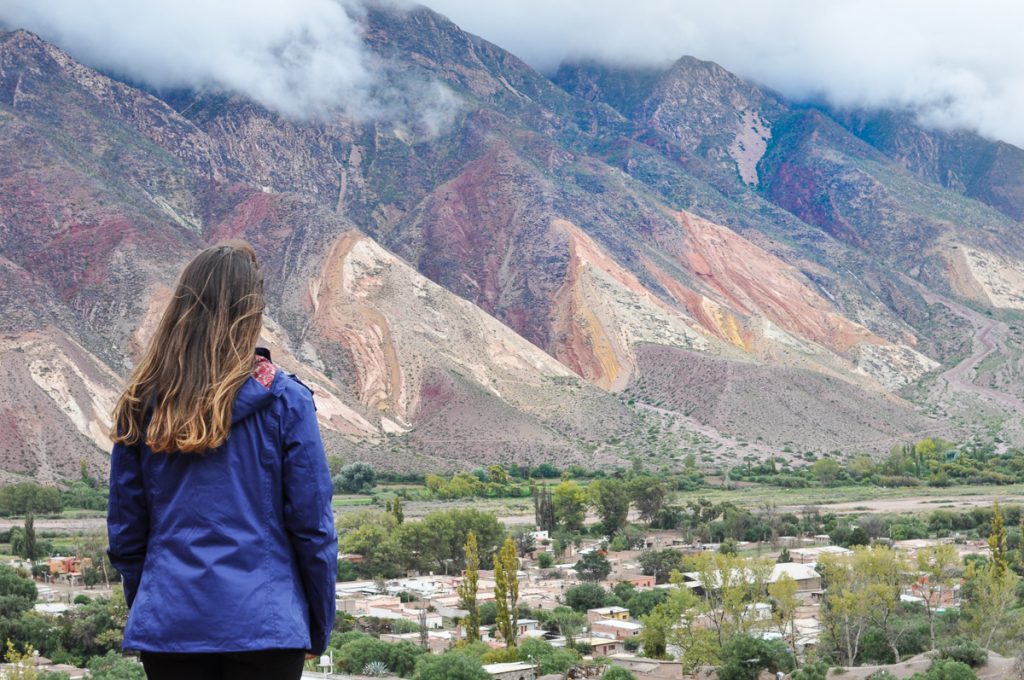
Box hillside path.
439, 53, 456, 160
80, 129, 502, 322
910, 280, 1024, 415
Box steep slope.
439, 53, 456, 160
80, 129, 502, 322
3, 4, 1023, 478
758, 110, 1024, 289
305, 229, 637, 468
834, 109, 1024, 222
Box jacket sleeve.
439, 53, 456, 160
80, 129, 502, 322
282, 387, 338, 655
106, 441, 149, 607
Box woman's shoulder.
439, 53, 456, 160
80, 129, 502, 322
250, 351, 317, 412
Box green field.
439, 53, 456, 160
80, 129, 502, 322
673, 482, 1024, 510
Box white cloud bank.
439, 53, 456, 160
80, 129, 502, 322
2, 0, 1023, 146
0, 0, 457, 128
427, 0, 1024, 147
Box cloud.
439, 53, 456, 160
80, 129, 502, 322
423, 0, 1024, 147
0, 0, 457, 128
3, 0, 1022, 147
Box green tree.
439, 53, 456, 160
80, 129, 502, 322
638, 549, 686, 585
908, 659, 978, 680
590, 478, 630, 534
564, 583, 608, 612
22, 514, 36, 562
399, 509, 504, 575
916, 544, 960, 650
848, 454, 877, 480
988, 500, 1007, 575
390, 496, 405, 524
663, 575, 718, 672
626, 589, 668, 618
629, 476, 670, 525
0, 565, 37, 619
511, 527, 535, 558
601, 666, 637, 680
0, 483, 62, 516
533, 485, 556, 533
686, 552, 772, 648
547, 608, 585, 649
818, 547, 908, 665
413, 651, 489, 680
552, 481, 588, 532
574, 551, 611, 582
639, 602, 674, 659
961, 558, 1021, 652
334, 463, 377, 493
493, 537, 520, 647
811, 458, 842, 486
336, 636, 424, 676
87, 651, 145, 680
516, 638, 579, 675
458, 532, 481, 643
717, 634, 794, 680
791, 660, 830, 680
768, 573, 799, 655
5, 640, 38, 680
337, 511, 404, 578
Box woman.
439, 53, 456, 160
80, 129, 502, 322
107, 241, 337, 680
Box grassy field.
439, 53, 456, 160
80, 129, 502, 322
674, 482, 1024, 511
332, 482, 1024, 525
331, 495, 375, 509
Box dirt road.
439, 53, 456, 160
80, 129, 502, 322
0, 517, 105, 533
911, 279, 1024, 415
780, 492, 1024, 516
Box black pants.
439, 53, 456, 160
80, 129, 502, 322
140, 649, 307, 680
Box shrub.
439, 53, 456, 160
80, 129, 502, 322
909, 659, 977, 680
938, 638, 988, 668
601, 667, 637, 680
792, 661, 830, 680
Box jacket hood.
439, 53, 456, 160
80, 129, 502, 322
231, 374, 278, 424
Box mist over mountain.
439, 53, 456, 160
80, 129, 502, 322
2, 3, 1024, 482
5, 1, 1024, 146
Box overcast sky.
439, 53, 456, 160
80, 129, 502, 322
2, 0, 1022, 146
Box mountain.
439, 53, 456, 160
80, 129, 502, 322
2, 5, 1023, 481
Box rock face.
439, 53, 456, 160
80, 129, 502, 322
2, 6, 1024, 478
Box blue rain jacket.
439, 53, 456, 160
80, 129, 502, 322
107, 370, 337, 654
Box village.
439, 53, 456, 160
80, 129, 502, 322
322, 526, 985, 680
0, 501, 1013, 680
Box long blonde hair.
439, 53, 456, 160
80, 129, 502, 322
112, 241, 265, 453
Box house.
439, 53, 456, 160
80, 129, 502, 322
48, 556, 92, 576
577, 636, 624, 656
679, 563, 821, 596
380, 631, 454, 654
770, 562, 822, 592
790, 545, 853, 564
586, 606, 629, 626
483, 661, 537, 680
907, 574, 961, 608
591, 619, 643, 641
608, 654, 683, 679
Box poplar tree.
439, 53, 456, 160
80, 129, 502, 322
533, 486, 555, 533
493, 537, 520, 647
23, 513, 36, 562
989, 500, 1007, 574
457, 531, 480, 643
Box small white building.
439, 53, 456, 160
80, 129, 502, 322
591, 619, 643, 641
483, 661, 537, 680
